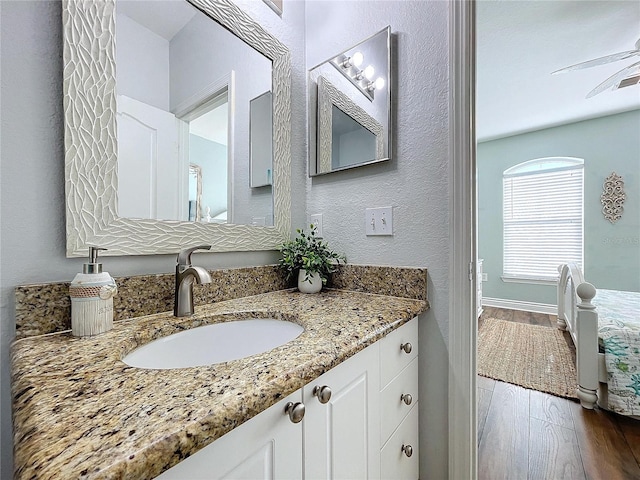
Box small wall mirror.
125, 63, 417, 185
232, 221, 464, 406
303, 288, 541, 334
309, 26, 391, 176
250, 91, 274, 188
63, 0, 291, 256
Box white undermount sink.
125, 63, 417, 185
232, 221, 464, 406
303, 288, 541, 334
123, 319, 304, 369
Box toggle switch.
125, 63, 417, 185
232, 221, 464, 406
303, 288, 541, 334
365, 207, 393, 236
309, 213, 323, 237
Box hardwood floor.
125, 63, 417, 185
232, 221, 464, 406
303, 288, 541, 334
478, 307, 640, 479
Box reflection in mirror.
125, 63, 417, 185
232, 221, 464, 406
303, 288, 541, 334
250, 91, 273, 188
115, 0, 272, 225
182, 88, 230, 224
63, 0, 292, 256
317, 76, 383, 172
188, 164, 202, 221
309, 26, 391, 176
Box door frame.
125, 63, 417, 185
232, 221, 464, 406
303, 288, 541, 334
448, 1, 477, 479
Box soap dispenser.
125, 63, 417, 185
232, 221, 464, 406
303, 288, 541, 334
69, 247, 118, 337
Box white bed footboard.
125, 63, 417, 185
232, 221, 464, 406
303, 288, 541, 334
557, 263, 599, 409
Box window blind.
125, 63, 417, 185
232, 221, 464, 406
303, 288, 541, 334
503, 165, 583, 281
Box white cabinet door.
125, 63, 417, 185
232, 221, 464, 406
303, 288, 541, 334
303, 344, 381, 480
156, 390, 303, 479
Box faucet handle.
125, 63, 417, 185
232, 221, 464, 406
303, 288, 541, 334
177, 245, 211, 266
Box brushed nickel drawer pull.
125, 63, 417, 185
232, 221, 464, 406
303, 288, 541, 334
402, 444, 413, 457
400, 342, 412, 354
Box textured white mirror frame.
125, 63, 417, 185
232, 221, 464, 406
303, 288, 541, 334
63, 0, 291, 257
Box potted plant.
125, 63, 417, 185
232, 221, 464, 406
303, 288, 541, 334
279, 225, 346, 293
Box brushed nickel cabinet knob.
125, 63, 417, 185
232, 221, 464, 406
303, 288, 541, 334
284, 401, 305, 423
402, 444, 413, 457
400, 342, 412, 354
401, 393, 413, 406
313, 385, 332, 404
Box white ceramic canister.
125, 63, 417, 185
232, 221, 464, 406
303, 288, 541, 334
69, 247, 118, 337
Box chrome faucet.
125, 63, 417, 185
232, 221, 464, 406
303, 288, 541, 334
174, 245, 212, 317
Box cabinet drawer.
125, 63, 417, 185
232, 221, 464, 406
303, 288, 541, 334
380, 357, 419, 444
380, 318, 418, 388
380, 403, 419, 480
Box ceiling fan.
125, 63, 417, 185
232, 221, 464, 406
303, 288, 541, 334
552, 37, 640, 98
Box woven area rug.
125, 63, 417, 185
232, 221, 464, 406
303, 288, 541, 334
478, 318, 578, 399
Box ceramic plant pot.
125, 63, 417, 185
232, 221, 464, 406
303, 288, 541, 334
298, 269, 323, 294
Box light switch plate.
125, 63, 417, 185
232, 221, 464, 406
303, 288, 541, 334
309, 213, 323, 237
365, 207, 393, 236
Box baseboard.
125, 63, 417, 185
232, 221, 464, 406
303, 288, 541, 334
482, 297, 557, 315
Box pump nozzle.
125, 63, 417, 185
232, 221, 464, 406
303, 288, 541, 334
84, 247, 107, 274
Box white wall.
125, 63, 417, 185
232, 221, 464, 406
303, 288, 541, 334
305, 1, 451, 477
0, 1, 307, 477
116, 13, 170, 111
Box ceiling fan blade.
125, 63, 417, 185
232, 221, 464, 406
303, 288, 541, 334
586, 60, 640, 98
552, 50, 640, 74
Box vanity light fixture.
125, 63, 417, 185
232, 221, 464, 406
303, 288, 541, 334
331, 53, 383, 101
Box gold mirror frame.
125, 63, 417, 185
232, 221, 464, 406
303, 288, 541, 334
63, 0, 291, 256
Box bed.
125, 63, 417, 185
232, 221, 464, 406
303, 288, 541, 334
557, 263, 640, 415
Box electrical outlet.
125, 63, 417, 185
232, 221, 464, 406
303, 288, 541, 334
365, 207, 393, 236
482, 273, 488, 282
309, 213, 323, 237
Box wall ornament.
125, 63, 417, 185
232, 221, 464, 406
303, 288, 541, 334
600, 172, 626, 224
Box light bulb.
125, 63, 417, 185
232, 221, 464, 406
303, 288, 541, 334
342, 51, 364, 69
367, 77, 385, 93
352, 51, 364, 68
363, 65, 375, 81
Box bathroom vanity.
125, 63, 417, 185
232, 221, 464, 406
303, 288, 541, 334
157, 316, 419, 479
12, 286, 427, 479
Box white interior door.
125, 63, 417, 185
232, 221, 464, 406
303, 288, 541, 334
116, 95, 182, 221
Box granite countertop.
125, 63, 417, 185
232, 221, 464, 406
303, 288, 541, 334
12, 288, 428, 479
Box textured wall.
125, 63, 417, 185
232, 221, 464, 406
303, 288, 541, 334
304, 1, 451, 477
0, 0, 306, 476
478, 110, 640, 305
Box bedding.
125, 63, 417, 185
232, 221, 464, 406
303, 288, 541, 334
594, 289, 640, 415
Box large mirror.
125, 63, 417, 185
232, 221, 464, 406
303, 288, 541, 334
63, 0, 291, 256
308, 27, 391, 176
